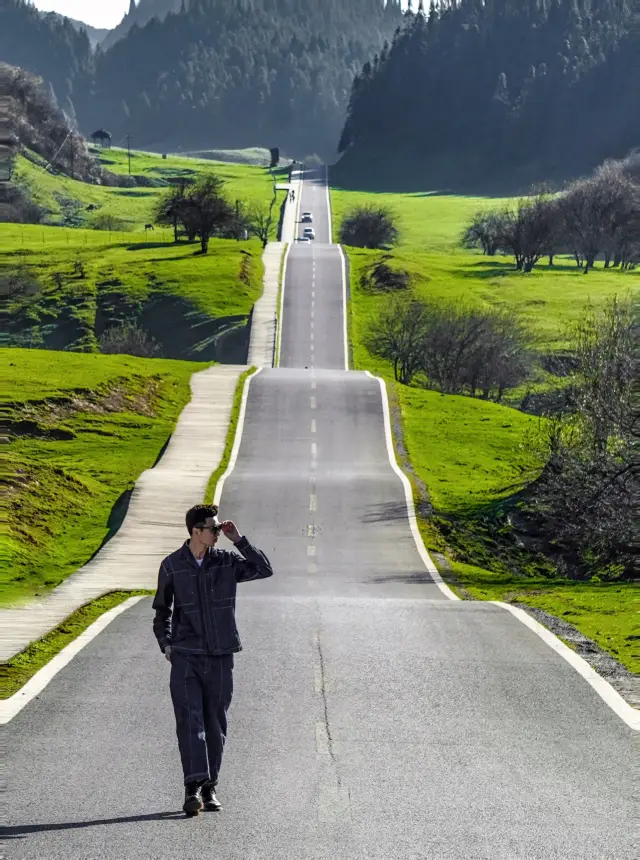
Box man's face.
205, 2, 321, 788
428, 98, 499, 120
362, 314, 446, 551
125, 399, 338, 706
194, 516, 222, 548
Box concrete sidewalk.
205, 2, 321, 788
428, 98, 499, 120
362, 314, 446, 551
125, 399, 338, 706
247, 168, 302, 366
1, 364, 246, 663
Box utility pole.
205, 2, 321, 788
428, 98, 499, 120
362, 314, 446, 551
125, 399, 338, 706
126, 133, 132, 174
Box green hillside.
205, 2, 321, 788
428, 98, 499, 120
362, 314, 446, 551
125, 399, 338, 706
2, 347, 209, 606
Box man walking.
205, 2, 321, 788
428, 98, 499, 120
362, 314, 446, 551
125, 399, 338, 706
153, 503, 273, 817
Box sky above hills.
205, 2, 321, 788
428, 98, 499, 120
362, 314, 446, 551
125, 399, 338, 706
31, 0, 409, 31
31, 1, 130, 29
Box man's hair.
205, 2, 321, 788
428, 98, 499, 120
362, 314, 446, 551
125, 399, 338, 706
185, 504, 219, 536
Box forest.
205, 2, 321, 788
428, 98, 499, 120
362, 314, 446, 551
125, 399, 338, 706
1, 0, 404, 159
337, 0, 639, 187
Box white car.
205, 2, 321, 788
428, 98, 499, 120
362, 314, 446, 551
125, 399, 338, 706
303, 227, 315, 240
299, 236, 311, 243
301, 211, 313, 223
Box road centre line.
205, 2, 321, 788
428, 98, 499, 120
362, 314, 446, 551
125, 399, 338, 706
307, 545, 316, 557
309, 494, 317, 512
311, 396, 317, 408
311, 442, 317, 458
311, 419, 316, 434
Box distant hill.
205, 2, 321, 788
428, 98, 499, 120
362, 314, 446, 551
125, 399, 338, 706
61, 15, 110, 48
100, 0, 181, 50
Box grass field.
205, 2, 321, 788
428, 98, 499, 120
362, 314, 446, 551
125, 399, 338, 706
332, 183, 639, 671
2, 347, 209, 606
15, 147, 285, 235
2, 224, 264, 358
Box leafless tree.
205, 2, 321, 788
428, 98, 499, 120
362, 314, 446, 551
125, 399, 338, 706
524, 296, 637, 579
461, 210, 503, 256
364, 297, 428, 384
246, 203, 272, 247
494, 195, 556, 272
560, 164, 637, 273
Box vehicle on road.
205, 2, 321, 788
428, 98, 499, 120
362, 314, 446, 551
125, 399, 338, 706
301, 211, 313, 223
298, 236, 311, 242
303, 227, 315, 239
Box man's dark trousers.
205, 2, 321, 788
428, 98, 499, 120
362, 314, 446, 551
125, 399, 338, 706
169, 651, 234, 786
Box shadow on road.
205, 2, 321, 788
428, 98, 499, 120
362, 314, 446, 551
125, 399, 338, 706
361, 501, 410, 524
367, 571, 437, 586
1, 811, 186, 838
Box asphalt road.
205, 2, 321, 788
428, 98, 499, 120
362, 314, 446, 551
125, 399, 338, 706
4, 167, 635, 859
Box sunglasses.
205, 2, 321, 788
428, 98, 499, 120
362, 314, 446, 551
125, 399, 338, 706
197, 523, 222, 535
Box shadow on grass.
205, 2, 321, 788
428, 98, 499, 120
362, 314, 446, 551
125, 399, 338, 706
2, 811, 186, 838
125, 241, 180, 251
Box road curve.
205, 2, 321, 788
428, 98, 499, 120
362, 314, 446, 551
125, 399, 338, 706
3, 167, 635, 860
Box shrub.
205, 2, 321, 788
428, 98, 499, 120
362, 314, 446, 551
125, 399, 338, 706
339, 204, 400, 249
99, 322, 160, 358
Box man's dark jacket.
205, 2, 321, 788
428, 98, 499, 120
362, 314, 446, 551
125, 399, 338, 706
152, 536, 273, 656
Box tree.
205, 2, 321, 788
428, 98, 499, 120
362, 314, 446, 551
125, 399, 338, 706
461, 210, 503, 256
246, 203, 272, 247
524, 296, 636, 579
153, 178, 193, 242
494, 196, 557, 272
180, 174, 235, 253
339, 205, 400, 249
364, 297, 428, 384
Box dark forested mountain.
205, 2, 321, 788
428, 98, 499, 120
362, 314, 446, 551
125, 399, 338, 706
2, 0, 404, 158
1, 1, 92, 119
100, 0, 181, 51
86, 0, 404, 157
337, 0, 639, 189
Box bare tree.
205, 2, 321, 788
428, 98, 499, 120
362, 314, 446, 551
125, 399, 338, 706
246, 203, 272, 247
524, 295, 636, 579
560, 165, 637, 273
494, 195, 556, 272
461, 210, 503, 256
364, 297, 428, 384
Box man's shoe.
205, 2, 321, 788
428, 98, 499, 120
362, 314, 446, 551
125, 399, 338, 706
183, 782, 204, 817
201, 780, 222, 811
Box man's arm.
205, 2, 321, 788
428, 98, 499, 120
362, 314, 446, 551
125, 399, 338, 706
152, 561, 174, 653
231, 535, 274, 583
221, 520, 273, 583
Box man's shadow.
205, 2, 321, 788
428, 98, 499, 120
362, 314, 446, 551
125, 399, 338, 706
2, 811, 187, 839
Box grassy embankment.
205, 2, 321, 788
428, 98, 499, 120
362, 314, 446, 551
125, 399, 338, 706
4, 149, 288, 359
15, 146, 285, 234
331, 186, 639, 671
2, 348, 211, 608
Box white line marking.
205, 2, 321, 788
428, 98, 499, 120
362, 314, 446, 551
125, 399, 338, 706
311, 442, 317, 458
308, 562, 318, 574
311, 419, 316, 434
325, 165, 332, 244
275, 243, 292, 367
214, 368, 263, 505
311, 381, 316, 390
494, 602, 640, 731
311, 331, 314, 341
307, 545, 317, 557
337, 243, 348, 371
309, 494, 317, 512
365, 371, 459, 601
307, 524, 315, 538
311, 396, 317, 409
0, 596, 145, 725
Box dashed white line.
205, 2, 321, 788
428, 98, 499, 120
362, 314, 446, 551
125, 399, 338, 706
311, 381, 317, 390
311, 442, 317, 458
311, 396, 317, 408
311, 419, 317, 434
309, 494, 317, 512
307, 545, 317, 557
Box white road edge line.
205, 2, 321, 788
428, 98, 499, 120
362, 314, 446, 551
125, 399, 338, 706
325, 165, 349, 370
213, 367, 263, 506
494, 602, 640, 731
0, 596, 146, 725
275, 242, 292, 368
275, 166, 303, 367
325, 164, 332, 243
365, 371, 459, 602
337, 243, 348, 371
